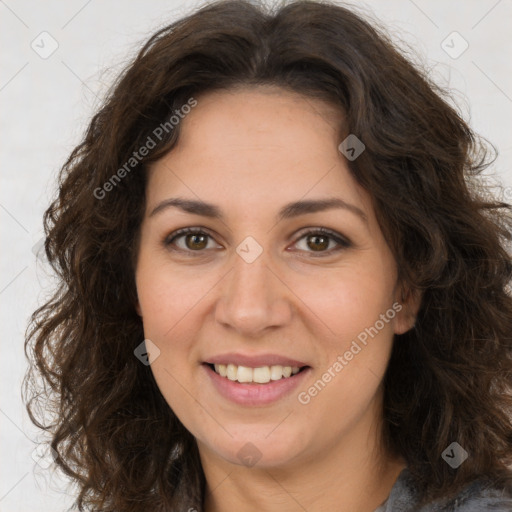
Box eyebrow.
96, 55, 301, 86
149, 197, 367, 224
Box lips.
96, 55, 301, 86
205, 352, 309, 368
203, 362, 311, 406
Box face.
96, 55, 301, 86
135, 86, 419, 471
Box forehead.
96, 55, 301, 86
149, 87, 345, 178
176, 85, 344, 151
145, 86, 371, 222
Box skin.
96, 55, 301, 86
135, 86, 421, 512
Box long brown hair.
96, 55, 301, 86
24, 1, 512, 510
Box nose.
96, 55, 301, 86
214, 245, 293, 337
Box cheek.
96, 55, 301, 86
135, 253, 212, 337
134, 257, 204, 396
296, 266, 397, 436
291, 263, 397, 344
290, 262, 398, 415
135, 260, 203, 414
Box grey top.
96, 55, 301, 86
373, 468, 512, 511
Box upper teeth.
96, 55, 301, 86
214, 364, 301, 383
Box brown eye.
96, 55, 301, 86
164, 227, 350, 256
184, 233, 208, 250
293, 228, 351, 256
164, 228, 220, 253
306, 234, 330, 252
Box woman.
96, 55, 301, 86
24, 1, 512, 511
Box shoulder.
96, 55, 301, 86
376, 469, 512, 512
438, 478, 512, 511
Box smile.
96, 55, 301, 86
210, 363, 304, 384
203, 362, 311, 406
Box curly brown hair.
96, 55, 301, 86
24, 0, 512, 510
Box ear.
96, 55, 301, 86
393, 285, 422, 335
135, 298, 142, 317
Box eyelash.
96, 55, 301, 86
163, 227, 351, 257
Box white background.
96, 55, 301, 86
1, 1, 511, 510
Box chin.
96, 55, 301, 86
203, 429, 307, 469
